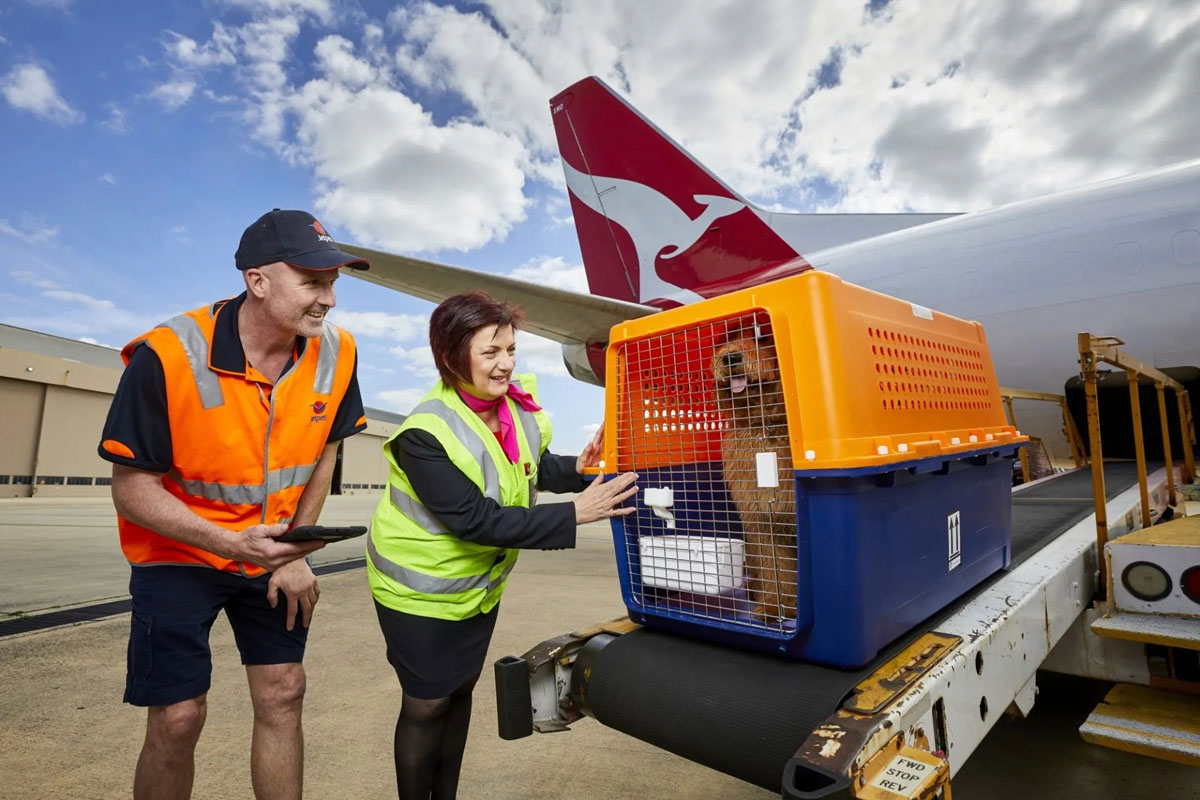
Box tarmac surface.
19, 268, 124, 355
0, 494, 1196, 799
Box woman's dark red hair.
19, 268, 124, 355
429, 292, 526, 386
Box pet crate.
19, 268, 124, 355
598, 270, 1027, 667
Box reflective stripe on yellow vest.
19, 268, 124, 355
367, 374, 553, 620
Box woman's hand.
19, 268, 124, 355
574, 472, 639, 524
576, 424, 605, 474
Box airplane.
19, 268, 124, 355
342, 75, 1200, 459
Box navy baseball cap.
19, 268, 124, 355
235, 209, 370, 271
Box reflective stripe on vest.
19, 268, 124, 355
406, 398, 503, 502
366, 531, 514, 594
314, 324, 340, 395
388, 484, 448, 534
387, 388, 543, 528
166, 461, 317, 507
160, 314, 224, 410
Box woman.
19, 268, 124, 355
367, 291, 638, 800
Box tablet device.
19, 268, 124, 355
275, 525, 368, 543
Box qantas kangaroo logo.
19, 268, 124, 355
562, 160, 744, 304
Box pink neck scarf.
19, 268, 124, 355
456, 382, 542, 463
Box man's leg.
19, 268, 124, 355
133, 695, 208, 800
246, 662, 306, 800
229, 572, 310, 800
125, 566, 226, 800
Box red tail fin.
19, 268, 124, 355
551, 77, 805, 307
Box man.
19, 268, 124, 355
98, 209, 371, 800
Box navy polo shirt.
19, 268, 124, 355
99, 293, 367, 473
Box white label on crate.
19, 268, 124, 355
756, 452, 779, 488
948, 510, 962, 571
911, 302, 934, 320
868, 754, 935, 794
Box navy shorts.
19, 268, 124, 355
124, 565, 309, 707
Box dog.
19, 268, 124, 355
711, 327, 798, 622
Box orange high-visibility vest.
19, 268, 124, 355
109, 300, 359, 576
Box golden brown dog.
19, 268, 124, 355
711, 328, 798, 622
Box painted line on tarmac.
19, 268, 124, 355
0, 558, 367, 639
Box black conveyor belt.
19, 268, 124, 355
575, 462, 1150, 792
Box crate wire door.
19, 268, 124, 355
615, 311, 799, 633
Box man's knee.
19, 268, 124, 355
249, 663, 306, 720
148, 696, 207, 748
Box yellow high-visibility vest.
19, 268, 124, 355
367, 374, 552, 619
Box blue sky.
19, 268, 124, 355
3, 0, 1199, 454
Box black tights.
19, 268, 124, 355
394, 674, 479, 800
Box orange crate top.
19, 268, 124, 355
603, 270, 1027, 472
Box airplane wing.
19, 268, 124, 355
339, 243, 657, 344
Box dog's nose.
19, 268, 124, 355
721, 352, 743, 368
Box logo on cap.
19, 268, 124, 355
311, 220, 334, 243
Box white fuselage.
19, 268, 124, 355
802, 160, 1200, 454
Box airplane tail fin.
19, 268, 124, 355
550, 77, 804, 307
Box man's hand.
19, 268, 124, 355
267, 558, 321, 631
229, 523, 325, 572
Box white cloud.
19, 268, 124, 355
0, 63, 83, 125
98, 173, 117, 185
165, 25, 238, 68
505, 256, 587, 293
203, 88, 239, 103
99, 104, 130, 133
393, 2, 556, 154
10, 270, 59, 289
224, 0, 333, 25
0, 218, 60, 246
314, 35, 374, 89
8, 270, 155, 337
295, 82, 531, 252
149, 80, 197, 111
376, 387, 427, 414
387, 342, 438, 380
384, 0, 1200, 213
137, 0, 1200, 265
41, 290, 116, 311
77, 336, 117, 348
328, 309, 427, 341
515, 332, 567, 377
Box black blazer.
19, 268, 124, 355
390, 429, 587, 550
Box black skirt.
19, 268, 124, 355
374, 601, 500, 699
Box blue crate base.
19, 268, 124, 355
613, 444, 1021, 668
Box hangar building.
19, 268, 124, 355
0, 323, 400, 499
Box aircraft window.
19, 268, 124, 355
1112, 241, 1143, 275
1173, 230, 1200, 265
1056, 251, 1084, 283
